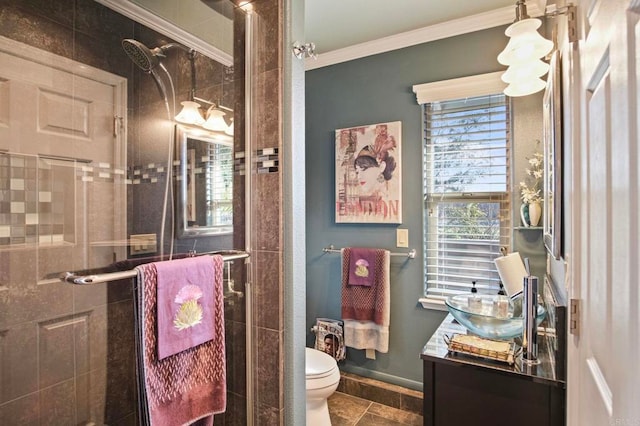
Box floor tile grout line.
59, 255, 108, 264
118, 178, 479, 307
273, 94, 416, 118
330, 391, 422, 425
353, 401, 372, 425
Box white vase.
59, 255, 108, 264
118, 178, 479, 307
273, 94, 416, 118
529, 201, 542, 227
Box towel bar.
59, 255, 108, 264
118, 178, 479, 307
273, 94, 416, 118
61, 250, 250, 285
322, 245, 416, 259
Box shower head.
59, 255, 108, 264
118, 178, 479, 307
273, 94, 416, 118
122, 39, 192, 106
122, 39, 163, 72
122, 39, 172, 102
122, 39, 192, 72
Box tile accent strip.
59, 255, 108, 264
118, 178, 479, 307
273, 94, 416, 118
235, 151, 246, 175
256, 147, 279, 174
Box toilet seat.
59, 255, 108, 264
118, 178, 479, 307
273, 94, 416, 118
305, 348, 340, 390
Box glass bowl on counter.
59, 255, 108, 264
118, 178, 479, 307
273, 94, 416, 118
445, 294, 546, 340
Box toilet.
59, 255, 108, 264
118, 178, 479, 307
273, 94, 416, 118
305, 347, 340, 425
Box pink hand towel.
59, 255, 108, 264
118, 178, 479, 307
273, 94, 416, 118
135, 255, 226, 426
348, 247, 380, 287
156, 256, 216, 360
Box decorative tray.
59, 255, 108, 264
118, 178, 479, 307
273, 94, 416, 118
444, 334, 520, 365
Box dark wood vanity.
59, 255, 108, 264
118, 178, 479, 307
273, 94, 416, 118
421, 315, 566, 426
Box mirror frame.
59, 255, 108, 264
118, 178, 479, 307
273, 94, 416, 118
175, 124, 234, 238
543, 51, 563, 260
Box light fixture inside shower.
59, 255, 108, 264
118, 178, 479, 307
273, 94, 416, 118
203, 104, 230, 132
174, 50, 234, 135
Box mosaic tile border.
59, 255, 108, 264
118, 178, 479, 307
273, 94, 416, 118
257, 147, 279, 174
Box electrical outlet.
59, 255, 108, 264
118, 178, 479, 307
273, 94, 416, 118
130, 233, 157, 255
396, 228, 409, 248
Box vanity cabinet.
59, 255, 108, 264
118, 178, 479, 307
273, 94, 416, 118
421, 316, 565, 426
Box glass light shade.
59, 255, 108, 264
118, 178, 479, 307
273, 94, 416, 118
504, 77, 547, 97
225, 118, 234, 136
501, 59, 550, 83
497, 18, 554, 66
175, 101, 205, 125
203, 107, 228, 131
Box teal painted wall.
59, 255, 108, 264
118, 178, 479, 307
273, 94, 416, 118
305, 25, 544, 389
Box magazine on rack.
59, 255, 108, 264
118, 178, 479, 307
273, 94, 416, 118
314, 318, 346, 362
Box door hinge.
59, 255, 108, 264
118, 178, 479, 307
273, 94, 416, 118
570, 298, 580, 335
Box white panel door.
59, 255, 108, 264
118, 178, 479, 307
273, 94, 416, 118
567, 0, 640, 424
0, 44, 117, 162
0, 36, 127, 275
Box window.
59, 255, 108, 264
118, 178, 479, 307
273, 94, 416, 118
204, 141, 233, 227
422, 93, 511, 301
175, 125, 233, 237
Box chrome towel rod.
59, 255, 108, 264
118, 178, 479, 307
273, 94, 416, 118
322, 245, 416, 259
61, 250, 250, 285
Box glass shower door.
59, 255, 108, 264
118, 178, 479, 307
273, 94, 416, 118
0, 31, 129, 423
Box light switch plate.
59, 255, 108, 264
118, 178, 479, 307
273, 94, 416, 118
396, 228, 409, 248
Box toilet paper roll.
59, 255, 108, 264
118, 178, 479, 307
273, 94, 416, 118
494, 252, 527, 297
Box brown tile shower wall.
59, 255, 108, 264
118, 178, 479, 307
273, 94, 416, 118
243, 0, 286, 423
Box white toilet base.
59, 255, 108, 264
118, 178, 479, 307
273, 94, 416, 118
305, 347, 340, 425
306, 393, 333, 426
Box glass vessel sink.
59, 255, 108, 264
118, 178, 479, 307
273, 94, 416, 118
445, 294, 546, 340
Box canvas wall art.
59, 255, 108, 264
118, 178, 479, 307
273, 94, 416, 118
335, 121, 402, 224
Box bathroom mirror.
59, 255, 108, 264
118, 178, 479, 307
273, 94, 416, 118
543, 52, 562, 260
176, 125, 233, 237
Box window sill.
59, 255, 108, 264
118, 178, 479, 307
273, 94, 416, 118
418, 297, 449, 312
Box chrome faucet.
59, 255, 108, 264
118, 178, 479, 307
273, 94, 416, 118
522, 268, 540, 364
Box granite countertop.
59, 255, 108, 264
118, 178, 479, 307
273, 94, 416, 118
421, 314, 565, 388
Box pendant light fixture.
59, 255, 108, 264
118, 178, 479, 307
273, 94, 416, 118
498, 1, 553, 97
498, 2, 578, 97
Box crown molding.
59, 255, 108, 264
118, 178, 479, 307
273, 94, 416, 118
305, 2, 544, 71
95, 0, 233, 66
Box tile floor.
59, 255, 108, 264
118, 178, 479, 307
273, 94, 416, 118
328, 391, 423, 425
327, 372, 423, 425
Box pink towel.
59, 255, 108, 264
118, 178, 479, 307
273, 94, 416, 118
135, 255, 226, 426
341, 247, 389, 324
156, 256, 216, 360
347, 247, 379, 287
341, 247, 391, 353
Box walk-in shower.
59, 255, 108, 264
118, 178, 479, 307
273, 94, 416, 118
0, 0, 270, 424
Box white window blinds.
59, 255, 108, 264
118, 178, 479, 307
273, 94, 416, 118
423, 94, 511, 299
205, 142, 233, 227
